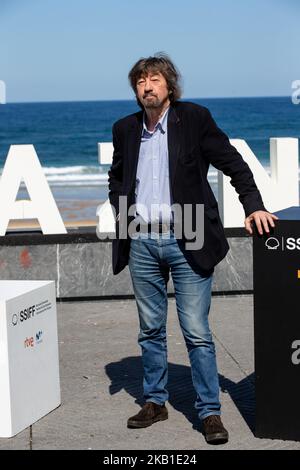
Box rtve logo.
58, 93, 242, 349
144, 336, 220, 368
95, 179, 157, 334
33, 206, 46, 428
24, 331, 43, 348
12, 304, 36, 326
265, 236, 300, 251
24, 337, 34, 348
36, 330, 43, 344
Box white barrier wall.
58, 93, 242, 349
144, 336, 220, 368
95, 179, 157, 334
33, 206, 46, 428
0, 280, 61, 437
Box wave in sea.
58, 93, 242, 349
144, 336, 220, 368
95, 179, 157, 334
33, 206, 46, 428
1, 164, 300, 187
43, 165, 109, 186
0, 165, 109, 187
43, 166, 243, 186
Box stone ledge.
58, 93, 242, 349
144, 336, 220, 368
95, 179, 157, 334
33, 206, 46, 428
0, 226, 249, 246
0, 229, 253, 298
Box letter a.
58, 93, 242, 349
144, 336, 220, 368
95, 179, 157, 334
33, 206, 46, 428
0, 145, 67, 235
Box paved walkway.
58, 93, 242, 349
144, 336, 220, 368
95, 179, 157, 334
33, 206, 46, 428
1, 295, 299, 450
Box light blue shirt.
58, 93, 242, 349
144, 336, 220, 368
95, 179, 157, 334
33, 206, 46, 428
134, 106, 173, 224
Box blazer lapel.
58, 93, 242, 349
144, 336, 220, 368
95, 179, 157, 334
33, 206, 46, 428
126, 112, 143, 192
167, 104, 181, 191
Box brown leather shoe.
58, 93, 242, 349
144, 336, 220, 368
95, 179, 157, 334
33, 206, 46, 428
202, 415, 229, 444
127, 402, 168, 428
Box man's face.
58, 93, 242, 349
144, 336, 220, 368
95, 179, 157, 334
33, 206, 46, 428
136, 71, 170, 109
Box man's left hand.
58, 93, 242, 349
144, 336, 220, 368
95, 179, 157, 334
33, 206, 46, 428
245, 210, 279, 235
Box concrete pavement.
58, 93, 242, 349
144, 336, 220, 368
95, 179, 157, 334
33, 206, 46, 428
0, 294, 299, 450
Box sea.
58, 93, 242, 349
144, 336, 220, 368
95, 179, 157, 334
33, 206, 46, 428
0, 97, 299, 221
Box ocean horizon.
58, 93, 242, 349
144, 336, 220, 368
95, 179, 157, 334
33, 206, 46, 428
0, 97, 299, 221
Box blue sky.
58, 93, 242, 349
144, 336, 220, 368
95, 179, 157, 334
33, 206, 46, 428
0, 0, 299, 102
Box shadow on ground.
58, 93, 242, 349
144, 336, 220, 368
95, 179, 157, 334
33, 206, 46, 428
105, 357, 255, 434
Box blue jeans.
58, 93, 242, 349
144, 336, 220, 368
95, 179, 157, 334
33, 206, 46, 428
128, 228, 221, 421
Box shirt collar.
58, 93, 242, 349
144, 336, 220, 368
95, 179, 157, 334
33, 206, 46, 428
142, 105, 170, 135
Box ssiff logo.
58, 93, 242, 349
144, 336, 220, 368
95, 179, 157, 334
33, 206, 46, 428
265, 237, 300, 251
12, 304, 36, 326
265, 237, 280, 250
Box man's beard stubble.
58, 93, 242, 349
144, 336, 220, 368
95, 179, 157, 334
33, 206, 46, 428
142, 94, 161, 109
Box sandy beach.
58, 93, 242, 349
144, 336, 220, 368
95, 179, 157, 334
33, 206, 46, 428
7, 198, 102, 231
7, 180, 218, 230
6, 178, 300, 231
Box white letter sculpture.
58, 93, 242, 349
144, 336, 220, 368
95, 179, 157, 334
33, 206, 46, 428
0, 145, 67, 235
97, 143, 116, 233
98, 138, 299, 230
218, 138, 299, 227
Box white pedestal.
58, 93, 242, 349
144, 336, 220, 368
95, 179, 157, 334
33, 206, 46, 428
0, 280, 61, 437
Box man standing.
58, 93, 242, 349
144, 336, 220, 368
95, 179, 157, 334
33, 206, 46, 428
108, 53, 278, 444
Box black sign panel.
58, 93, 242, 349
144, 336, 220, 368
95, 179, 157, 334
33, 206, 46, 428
253, 207, 300, 440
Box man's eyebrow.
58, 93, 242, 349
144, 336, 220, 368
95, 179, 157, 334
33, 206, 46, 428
136, 72, 160, 82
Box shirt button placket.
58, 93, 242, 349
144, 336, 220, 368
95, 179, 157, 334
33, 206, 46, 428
152, 132, 159, 222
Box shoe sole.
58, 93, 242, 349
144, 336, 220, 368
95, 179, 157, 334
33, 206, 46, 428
127, 414, 168, 429
205, 431, 229, 445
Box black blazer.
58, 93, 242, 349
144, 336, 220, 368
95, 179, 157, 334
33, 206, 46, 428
108, 101, 267, 275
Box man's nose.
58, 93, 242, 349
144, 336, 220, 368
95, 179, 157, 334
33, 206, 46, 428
144, 79, 152, 91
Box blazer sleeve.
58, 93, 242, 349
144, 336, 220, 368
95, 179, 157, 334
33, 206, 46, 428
108, 122, 123, 219
199, 107, 268, 217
